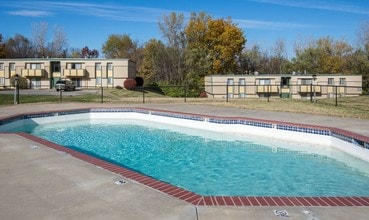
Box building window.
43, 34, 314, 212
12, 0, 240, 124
96, 77, 102, 85
30, 78, 41, 89
52, 62, 61, 72
67, 63, 82, 69
30, 63, 41, 69
0, 63, 4, 70
339, 78, 346, 85
259, 79, 271, 85
300, 79, 312, 85
107, 63, 113, 70
10, 63, 15, 71
95, 63, 101, 71
328, 78, 334, 85
108, 77, 113, 85
0, 77, 4, 84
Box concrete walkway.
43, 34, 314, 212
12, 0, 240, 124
1, 103, 369, 220
1, 102, 368, 136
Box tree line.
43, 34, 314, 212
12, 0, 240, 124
1, 13, 368, 92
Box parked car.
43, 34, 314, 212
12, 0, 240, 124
55, 79, 76, 91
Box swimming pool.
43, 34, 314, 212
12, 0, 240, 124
0, 108, 369, 206
3, 109, 369, 195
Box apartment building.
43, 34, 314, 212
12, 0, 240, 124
0, 58, 136, 89
205, 74, 362, 99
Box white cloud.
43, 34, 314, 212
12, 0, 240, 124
235, 19, 320, 30
2, 1, 178, 22
7, 10, 52, 17
249, 0, 369, 15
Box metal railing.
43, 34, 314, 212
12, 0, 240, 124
0, 84, 366, 107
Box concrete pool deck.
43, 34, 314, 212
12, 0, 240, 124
1, 103, 369, 219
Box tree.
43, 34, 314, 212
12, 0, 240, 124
69, 48, 82, 58
292, 36, 353, 74
140, 39, 170, 83
238, 44, 269, 74
186, 12, 246, 77
184, 12, 212, 85
81, 46, 99, 58
357, 21, 369, 55
47, 26, 68, 58
0, 34, 6, 58
269, 39, 288, 74
355, 21, 369, 92
158, 12, 187, 84
102, 34, 142, 71
5, 34, 34, 58
102, 34, 138, 58
33, 22, 48, 58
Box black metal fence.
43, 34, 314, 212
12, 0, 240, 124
206, 83, 365, 107
0, 83, 366, 107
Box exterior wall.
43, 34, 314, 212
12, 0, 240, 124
205, 74, 362, 99
0, 58, 136, 89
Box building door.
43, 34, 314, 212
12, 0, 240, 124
281, 77, 291, 98
227, 78, 234, 98
239, 78, 246, 98
71, 78, 82, 88
50, 61, 61, 89
30, 78, 41, 89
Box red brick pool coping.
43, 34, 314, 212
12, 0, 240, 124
11, 132, 368, 207
1, 107, 369, 207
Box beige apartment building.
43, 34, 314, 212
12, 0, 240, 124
0, 58, 136, 89
205, 74, 362, 99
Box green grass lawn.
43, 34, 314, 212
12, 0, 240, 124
1, 89, 368, 119
195, 95, 369, 119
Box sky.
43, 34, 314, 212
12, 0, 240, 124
1, 0, 369, 58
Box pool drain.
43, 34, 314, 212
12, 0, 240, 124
273, 210, 289, 217
115, 179, 127, 185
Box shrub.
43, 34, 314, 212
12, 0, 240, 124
115, 85, 123, 89
123, 78, 137, 90
199, 91, 208, 98
135, 77, 144, 87
10, 75, 28, 89
145, 82, 164, 94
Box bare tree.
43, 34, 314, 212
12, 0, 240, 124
48, 26, 68, 58
270, 39, 287, 74
357, 21, 369, 58
33, 22, 48, 58
158, 12, 187, 84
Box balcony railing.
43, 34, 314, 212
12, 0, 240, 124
63, 69, 86, 77
298, 85, 321, 93
21, 69, 45, 77
256, 85, 279, 93
327, 86, 345, 94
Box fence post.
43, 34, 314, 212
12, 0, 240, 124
142, 86, 145, 103
101, 87, 103, 103
184, 84, 187, 103
226, 84, 229, 102
267, 85, 270, 102
335, 85, 338, 107
59, 88, 62, 102
310, 83, 313, 103
16, 82, 20, 104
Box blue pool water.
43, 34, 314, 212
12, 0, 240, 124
13, 118, 369, 196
